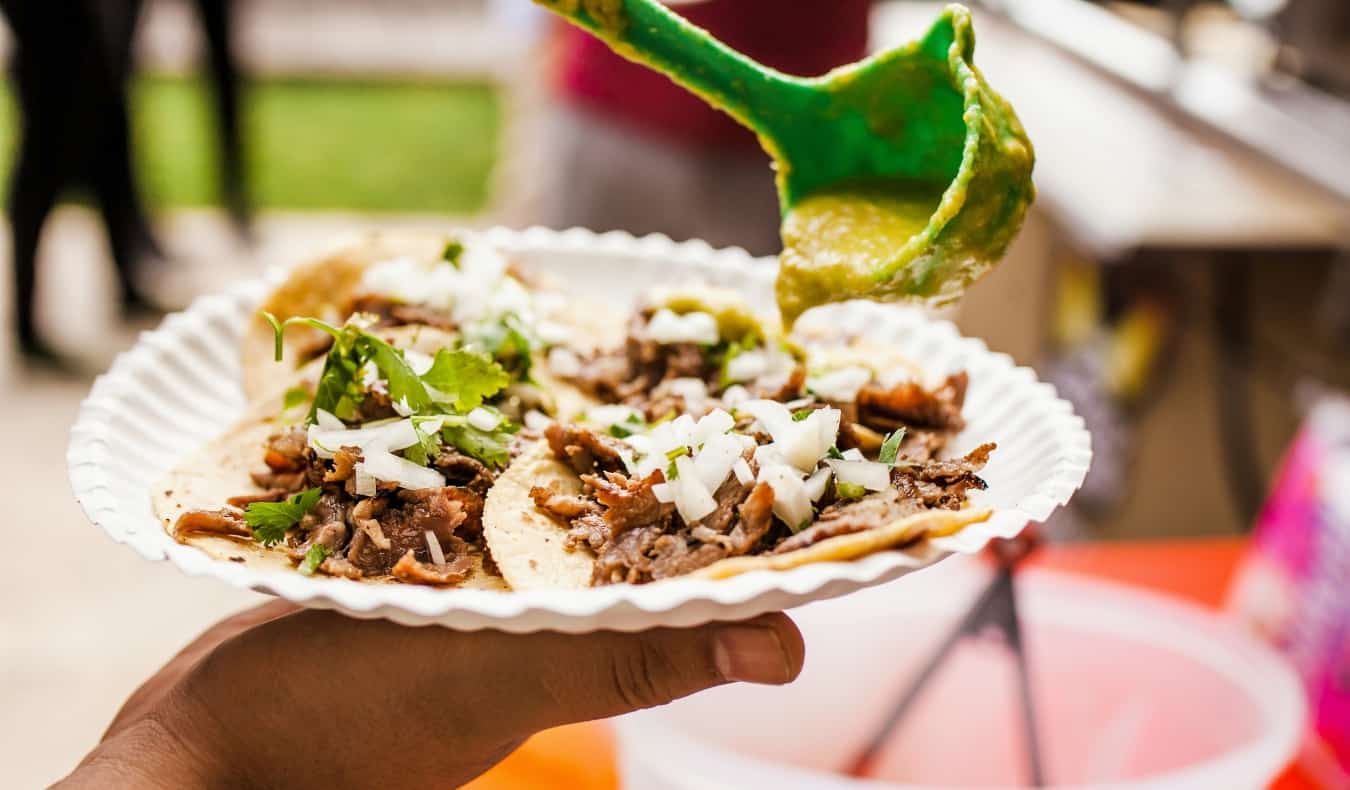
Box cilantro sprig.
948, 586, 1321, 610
878, 428, 907, 466
245, 488, 322, 546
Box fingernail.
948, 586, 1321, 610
714, 625, 792, 684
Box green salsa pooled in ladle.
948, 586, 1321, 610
533, 0, 1035, 326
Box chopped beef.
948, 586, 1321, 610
726, 481, 776, 554
263, 430, 309, 473
356, 390, 398, 423
346, 487, 468, 575
225, 490, 289, 507
173, 509, 249, 540
755, 365, 807, 402
544, 421, 628, 476
350, 295, 457, 332
326, 446, 362, 484
529, 482, 598, 520
563, 313, 721, 410
249, 469, 307, 492
891, 442, 995, 509
318, 556, 364, 580
391, 548, 475, 586
582, 469, 672, 536
433, 448, 495, 494
772, 489, 926, 554
856, 372, 968, 433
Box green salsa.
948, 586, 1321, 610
778, 181, 949, 327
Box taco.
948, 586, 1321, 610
483, 289, 995, 589
157, 310, 581, 587
241, 230, 617, 402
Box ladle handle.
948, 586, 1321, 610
533, 0, 801, 134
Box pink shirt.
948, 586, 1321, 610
556, 0, 871, 150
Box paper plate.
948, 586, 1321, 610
67, 227, 1091, 633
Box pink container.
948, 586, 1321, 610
617, 559, 1304, 789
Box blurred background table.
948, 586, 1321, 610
465, 536, 1318, 789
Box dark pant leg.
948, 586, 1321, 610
196, 0, 250, 229
1, 1, 84, 349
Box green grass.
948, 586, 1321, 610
0, 75, 500, 214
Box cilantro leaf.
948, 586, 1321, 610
403, 417, 444, 466
245, 488, 321, 547
878, 428, 907, 466
282, 385, 310, 412
442, 423, 515, 469
299, 543, 330, 576
826, 446, 846, 460
835, 481, 866, 501
441, 239, 464, 267
363, 333, 432, 414
792, 408, 815, 422
422, 348, 510, 412
607, 415, 647, 439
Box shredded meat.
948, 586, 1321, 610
562, 312, 721, 410
350, 295, 457, 332
263, 430, 309, 473
225, 490, 288, 507
583, 469, 672, 535
544, 422, 628, 476
326, 446, 362, 484
174, 509, 249, 540
529, 482, 597, 520
391, 549, 475, 585
345, 487, 476, 576
434, 448, 495, 494
856, 372, 968, 433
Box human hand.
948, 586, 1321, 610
60, 600, 803, 789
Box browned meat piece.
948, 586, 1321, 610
391, 549, 475, 586
689, 475, 753, 537
560, 311, 721, 411
326, 446, 363, 484
772, 442, 994, 554
663, 343, 708, 379
726, 481, 775, 554
591, 524, 664, 585
318, 556, 364, 580
856, 372, 969, 433
565, 512, 612, 553
345, 487, 475, 576
647, 535, 727, 581
581, 469, 673, 535
529, 482, 597, 519
544, 422, 628, 476
174, 509, 250, 540
225, 490, 289, 507
434, 448, 495, 494
356, 390, 398, 423
263, 428, 309, 473
772, 489, 925, 555
249, 470, 307, 492
350, 295, 457, 332
892, 442, 994, 509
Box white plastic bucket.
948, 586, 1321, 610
616, 558, 1304, 789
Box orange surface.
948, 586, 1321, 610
466, 537, 1321, 789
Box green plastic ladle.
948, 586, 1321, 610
534, 0, 1035, 325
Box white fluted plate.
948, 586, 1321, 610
68, 227, 1090, 633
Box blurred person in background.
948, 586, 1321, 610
536, 0, 872, 257
1, 0, 163, 364
1, 0, 249, 366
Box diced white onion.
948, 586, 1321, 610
535, 320, 573, 346
732, 457, 754, 485
547, 347, 583, 378
721, 384, 751, 408
693, 433, 742, 492
523, 410, 552, 432
392, 396, 414, 417
804, 466, 833, 502
354, 467, 377, 497
764, 408, 841, 473
651, 482, 676, 503
826, 458, 891, 492
315, 409, 345, 431
667, 377, 709, 406
645, 309, 720, 345
359, 449, 446, 491
737, 399, 795, 439
308, 417, 426, 459
467, 407, 501, 432
808, 366, 874, 402
841, 447, 865, 461
589, 404, 643, 429
725, 349, 770, 383
424, 530, 446, 565
671, 455, 717, 523
758, 463, 813, 529
692, 409, 735, 445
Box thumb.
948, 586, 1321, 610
467, 612, 805, 736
